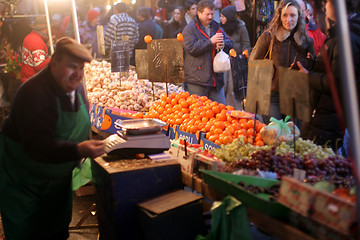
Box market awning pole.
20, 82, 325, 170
333, 1, 360, 232
43, 0, 54, 54
70, 0, 80, 43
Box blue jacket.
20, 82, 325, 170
182, 16, 233, 90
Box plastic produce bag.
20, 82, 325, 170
260, 116, 300, 146
196, 196, 252, 240
213, 49, 231, 73
72, 158, 93, 191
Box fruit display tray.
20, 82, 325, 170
201, 170, 290, 219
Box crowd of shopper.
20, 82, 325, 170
2, 0, 360, 153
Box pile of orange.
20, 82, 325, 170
137, 92, 266, 146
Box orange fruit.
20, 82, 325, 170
208, 134, 219, 142
219, 103, 226, 110
206, 132, 212, 139
202, 116, 209, 123
181, 91, 190, 99
226, 105, 235, 111
171, 98, 178, 105
181, 108, 190, 114
214, 121, 225, 130
101, 114, 112, 130
212, 105, 221, 114
206, 110, 215, 118
229, 49, 237, 57
204, 122, 213, 132
223, 135, 233, 145
246, 119, 255, 129
246, 128, 256, 138
226, 125, 235, 135
214, 127, 223, 135
177, 33, 183, 41
144, 35, 152, 43
242, 49, 249, 59
199, 96, 208, 102
216, 112, 227, 121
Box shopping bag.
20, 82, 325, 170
196, 196, 253, 240
213, 49, 231, 73
72, 158, 93, 191
260, 116, 300, 146
245, 59, 273, 115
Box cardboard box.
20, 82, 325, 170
193, 153, 222, 176
311, 189, 356, 235
138, 190, 206, 240
92, 157, 183, 240
278, 176, 316, 217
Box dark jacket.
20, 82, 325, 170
163, 20, 186, 39
1, 66, 88, 163
135, 19, 157, 49
182, 16, 233, 89
301, 13, 360, 148
222, 19, 251, 54
250, 27, 315, 92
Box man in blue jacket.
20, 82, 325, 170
182, 0, 233, 104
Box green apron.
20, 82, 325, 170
0, 93, 90, 239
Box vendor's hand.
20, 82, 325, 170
296, 61, 309, 74
210, 33, 223, 45
78, 140, 105, 159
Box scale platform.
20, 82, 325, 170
104, 131, 171, 156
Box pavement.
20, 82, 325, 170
0, 192, 99, 240
0, 190, 277, 240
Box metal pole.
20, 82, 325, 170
43, 0, 54, 54
70, 0, 80, 43
333, 0, 360, 232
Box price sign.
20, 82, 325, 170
147, 39, 184, 83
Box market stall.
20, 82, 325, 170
86, 24, 358, 238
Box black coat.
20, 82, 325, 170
301, 13, 360, 148
163, 20, 186, 39
1, 66, 88, 163
135, 19, 157, 49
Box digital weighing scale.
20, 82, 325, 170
103, 119, 170, 156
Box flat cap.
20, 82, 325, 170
54, 37, 93, 62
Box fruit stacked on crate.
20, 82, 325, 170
140, 92, 266, 146
84, 60, 184, 111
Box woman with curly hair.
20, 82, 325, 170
250, 0, 315, 124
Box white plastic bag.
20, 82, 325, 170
213, 49, 231, 73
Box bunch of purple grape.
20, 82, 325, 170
236, 181, 281, 201
224, 148, 353, 181
250, 147, 303, 176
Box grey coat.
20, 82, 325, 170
227, 20, 251, 54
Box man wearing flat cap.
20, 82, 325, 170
0, 37, 105, 239
21, 16, 51, 83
